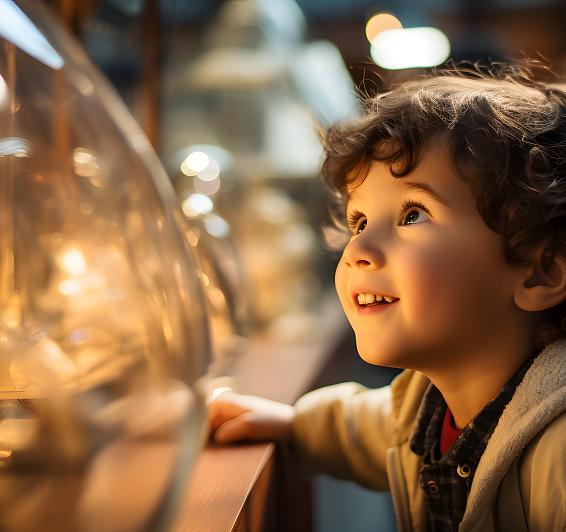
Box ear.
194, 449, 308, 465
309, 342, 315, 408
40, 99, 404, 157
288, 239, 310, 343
514, 247, 566, 312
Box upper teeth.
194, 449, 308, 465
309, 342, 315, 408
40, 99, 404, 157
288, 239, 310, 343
357, 293, 394, 305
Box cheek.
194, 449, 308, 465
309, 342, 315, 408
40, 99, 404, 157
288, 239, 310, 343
334, 259, 349, 306
398, 235, 510, 322
395, 235, 472, 323
398, 248, 445, 314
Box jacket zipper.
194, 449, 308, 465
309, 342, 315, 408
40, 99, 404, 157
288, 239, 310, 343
386, 447, 412, 532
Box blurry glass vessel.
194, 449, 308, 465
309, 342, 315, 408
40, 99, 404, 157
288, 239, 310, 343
183, 216, 249, 374
174, 145, 251, 375
0, 1, 210, 531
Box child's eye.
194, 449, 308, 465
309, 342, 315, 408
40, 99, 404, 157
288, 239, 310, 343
399, 200, 431, 226
347, 210, 367, 235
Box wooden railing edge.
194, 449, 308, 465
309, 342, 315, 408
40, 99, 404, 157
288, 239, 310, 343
175, 291, 349, 531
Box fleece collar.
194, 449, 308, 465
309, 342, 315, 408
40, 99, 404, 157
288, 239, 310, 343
459, 338, 566, 528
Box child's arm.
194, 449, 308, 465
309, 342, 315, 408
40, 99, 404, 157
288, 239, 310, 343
207, 381, 400, 492
208, 391, 295, 444
207, 371, 427, 491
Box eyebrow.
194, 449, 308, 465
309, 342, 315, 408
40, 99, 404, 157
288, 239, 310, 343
400, 181, 451, 207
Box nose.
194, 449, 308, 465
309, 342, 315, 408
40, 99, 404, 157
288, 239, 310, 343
341, 232, 385, 270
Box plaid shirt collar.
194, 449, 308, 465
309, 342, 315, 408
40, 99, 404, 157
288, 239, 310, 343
410, 354, 537, 461
408, 353, 537, 531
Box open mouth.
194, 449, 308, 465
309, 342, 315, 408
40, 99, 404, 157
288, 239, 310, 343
356, 293, 399, 308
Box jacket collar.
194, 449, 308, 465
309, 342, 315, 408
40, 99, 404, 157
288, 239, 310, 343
459, 338, 566, 528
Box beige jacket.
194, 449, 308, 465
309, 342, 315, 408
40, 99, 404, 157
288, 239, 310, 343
292, 339, 566, 531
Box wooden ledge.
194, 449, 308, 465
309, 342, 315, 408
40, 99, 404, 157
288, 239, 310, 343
175, 443, 276, 531
174, 292, 348, 531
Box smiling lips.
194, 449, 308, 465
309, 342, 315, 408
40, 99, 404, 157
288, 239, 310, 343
355, 292, 399, 307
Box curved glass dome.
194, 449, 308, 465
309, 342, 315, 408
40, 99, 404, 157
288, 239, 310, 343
0, 1, 211, 530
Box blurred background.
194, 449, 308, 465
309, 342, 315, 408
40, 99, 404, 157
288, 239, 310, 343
37, 0, 566, 530
42, 0, 566, 351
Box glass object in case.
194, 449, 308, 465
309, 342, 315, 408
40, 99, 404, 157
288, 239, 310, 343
0, 1, 210, 531
183, 214, 250, 377
173, 145, 250, 376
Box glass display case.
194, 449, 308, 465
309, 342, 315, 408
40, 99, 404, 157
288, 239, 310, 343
0, 1, 210, 530
160, 0, 360, 344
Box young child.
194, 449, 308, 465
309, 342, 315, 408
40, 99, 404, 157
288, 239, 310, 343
208, 64, 566, 531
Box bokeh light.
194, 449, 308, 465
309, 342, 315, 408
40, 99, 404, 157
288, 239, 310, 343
180, 151, 210, 176
60, 248, 87, 276
203, 214, 230, 239
370, 27, 450, 70
73, 147, 102, 179
182, 193, 214, 217
193, 175, 221, 196
196, 158, 220, 181
365, 13, 402, 43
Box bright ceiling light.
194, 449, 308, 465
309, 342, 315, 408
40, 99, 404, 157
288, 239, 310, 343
370, 27, 450, 70
365, 13, 402, 43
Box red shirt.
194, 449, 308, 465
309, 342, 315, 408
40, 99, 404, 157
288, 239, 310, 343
439, 407, 463, 456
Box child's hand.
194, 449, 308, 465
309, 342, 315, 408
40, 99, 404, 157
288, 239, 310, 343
207, 390, 295, 444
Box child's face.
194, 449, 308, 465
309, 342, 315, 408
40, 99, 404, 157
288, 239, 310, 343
335, 142, 529, 371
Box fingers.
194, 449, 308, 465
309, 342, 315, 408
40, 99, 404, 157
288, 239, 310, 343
213, 414, 254, 444
212, 412, 285, 443
207, 393, 250, 434
207, 393, 295, 444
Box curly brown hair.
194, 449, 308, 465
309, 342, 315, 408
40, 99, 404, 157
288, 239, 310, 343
322, 63, 566, 347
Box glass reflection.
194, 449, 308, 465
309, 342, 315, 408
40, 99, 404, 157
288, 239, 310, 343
0, 1, 210, 530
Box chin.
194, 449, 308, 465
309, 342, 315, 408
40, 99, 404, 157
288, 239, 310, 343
356, 344, 405, 369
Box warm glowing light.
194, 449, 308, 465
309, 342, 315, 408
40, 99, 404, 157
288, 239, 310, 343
370, 27, 450, 70
58, 272, 107, 295
58, 279, 82, 296
365, 13, 402, 42
61, 249, 87, 276
73, 147, 101, 179
180, 160, 193, 177
181, 193, 214, 217
176, 144, 233, 175
180, 151, 210, 176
